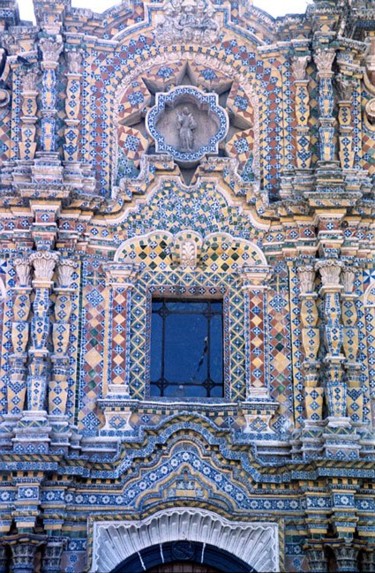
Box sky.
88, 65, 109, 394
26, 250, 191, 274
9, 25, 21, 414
18, 0, 312, 22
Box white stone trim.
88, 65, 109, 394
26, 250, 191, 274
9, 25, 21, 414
91, 507, 279, 572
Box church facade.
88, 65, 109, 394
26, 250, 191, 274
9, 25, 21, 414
0, 0, 374, 571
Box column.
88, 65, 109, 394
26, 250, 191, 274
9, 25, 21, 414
6, 536, 45, 573
314, 47, 337, 164
41, 538, 65, 573
63, 50, 82, 170
49, 258, 77, 442
38, 37, 63, 154
331, 544, 359, 573
6, 258, 32, 419
298, 263, 323, 420
26, 252, 59, 415
0, 544, 8, 573
100, 263, 139, 434
361, 549, 375, 573
297, 262, 324, 458
304, 543, 328, 573
337, 75, 355, 171
19, 70, 39, 161
239, 266, 278, 433
316, 259, 347, 428
293, 55, 312, 170
341, 264, 363, 425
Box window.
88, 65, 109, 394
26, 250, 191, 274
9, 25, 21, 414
150, 298, 223, 398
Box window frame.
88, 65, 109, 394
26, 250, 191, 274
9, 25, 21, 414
144, 285, 232, 402
149, 296, 225, 400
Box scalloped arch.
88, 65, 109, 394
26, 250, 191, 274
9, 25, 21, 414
91, 507, 279, 573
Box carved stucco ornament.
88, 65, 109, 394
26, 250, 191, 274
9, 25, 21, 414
146, 86, 229, 164
365, 98, 375, 125
155, 0, 220, 46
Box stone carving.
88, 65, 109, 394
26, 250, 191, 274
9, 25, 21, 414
316, 259, 344, 288
22, 71, 39, 93
365, 99, 375, 125
92, 508, 279, 573
30, 252, 59, 283
180, 240, 198, 268
57, 259, 77, 288
146, 86, 228, 163
14, 258, 32, 287
314, 48, 336, 77
177, 107, 197, 152
297, 264, 315, 294
292, 55, 310, 82
39, 37, 64, 66
342, 266, 356, 294
337, 75, 354, 102
66, 51, 82, 75
156, 0, 220, 46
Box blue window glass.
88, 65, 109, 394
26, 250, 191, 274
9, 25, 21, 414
150, 298, 223, 398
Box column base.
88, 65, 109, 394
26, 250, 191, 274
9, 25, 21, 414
12, 411, 51, 454
241, 399, 278, 434
323, 421, 361, 460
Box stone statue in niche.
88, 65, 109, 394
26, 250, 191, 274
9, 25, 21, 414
146, 86, 229, 164
177, 106, 197, 152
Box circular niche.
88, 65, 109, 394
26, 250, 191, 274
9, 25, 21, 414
146, 86, 229, 165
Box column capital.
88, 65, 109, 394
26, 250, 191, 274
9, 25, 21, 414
103, 262, 140, 288
238, 265, 272, 290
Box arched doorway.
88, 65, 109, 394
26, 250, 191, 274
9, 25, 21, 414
110, 541, 255, 573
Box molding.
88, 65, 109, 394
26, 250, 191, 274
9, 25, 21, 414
91, 507, 279, 573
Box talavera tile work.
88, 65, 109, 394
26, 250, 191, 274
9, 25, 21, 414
0, 0, 374, 571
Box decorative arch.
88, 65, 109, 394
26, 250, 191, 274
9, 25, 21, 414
110, 541, 255, 573
364, 283, 375, 307
114, 229, 267, 270
91, 508, 279, 573
0, 276, 7, 301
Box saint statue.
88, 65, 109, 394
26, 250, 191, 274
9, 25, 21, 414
177, 106, 197, 152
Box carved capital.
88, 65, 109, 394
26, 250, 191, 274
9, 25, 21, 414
365, 99, 375, 125
342, 266, 357, 294
293, 55, 310, 81
316, 259, 344, 288
314, 48, 336, 78
337, 74, 355, 102
103, 263, 140, 288
297, 264, 316, 295
29, 251, 59, 283
39, 37, 63, 66
14, 258, 32, 287
22, 70, 39, 93
66, 50, 82, 74
57, 259, 78, 288
239, 265, 272, 290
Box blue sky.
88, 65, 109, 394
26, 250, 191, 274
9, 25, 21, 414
19, 0, 311, 22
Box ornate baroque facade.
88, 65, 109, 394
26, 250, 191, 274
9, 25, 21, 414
0, 0, 374, 571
